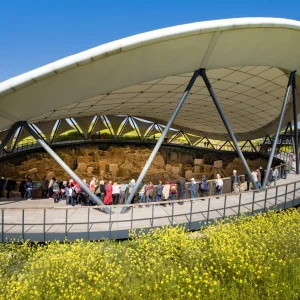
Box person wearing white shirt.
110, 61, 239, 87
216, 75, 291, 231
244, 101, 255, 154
112, 182, 120, 205
215, 174, 223, 198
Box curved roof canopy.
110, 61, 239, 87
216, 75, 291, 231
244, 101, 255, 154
1, 17, 300, 140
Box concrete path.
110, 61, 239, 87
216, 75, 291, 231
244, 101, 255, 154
1, 173, 300, 241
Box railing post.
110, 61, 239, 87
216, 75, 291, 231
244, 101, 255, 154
65, 209, 68, 239
238, 194, 242, 216
171, 202, 174, 226
223, 196, 227, 219
293, 182, 296, 206
87, 208, 90, 240
151, 203, 154, 228
189, 200, 193, 230
22, 209, 25, 240
263, 188, 267, 212
109, 207, 112, 239
43, 209, 46, 242
275, 186, 278, 207
251, 192, 255, 215
284, 185, 288, 209
131, 206, 134, 229
207, 198, 211, 226
1, 210, 4, 242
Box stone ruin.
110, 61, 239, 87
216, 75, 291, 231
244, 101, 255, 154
0, 145, 268, 183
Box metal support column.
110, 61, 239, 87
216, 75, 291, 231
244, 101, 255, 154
22, 122, 112, 214
70, 118, 85, 140
262, 71, 295, 188
292, 73, 299, 174
11, 126, 23, 152
121, 69, 200, 213
0, 122, 21, 153
200, 68, 258, 189
51, 119, 61, 144
130, 116, 141, 139
88, 115, 99, 139
117, 117, 129, 138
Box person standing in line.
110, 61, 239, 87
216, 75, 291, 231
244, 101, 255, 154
6, 178, 16, 199
0, 177, 6, 197
128, 179, 136, 204
48, 177, 55, 199
251, 170, 258, 190
259, 167, 265, 187
169, 180, 177, 204
145, 181, 153, 207
52, 179, 60, 203
244, 172, 250, 191
272, 167, 279, 186
89, 177, 97, 194
156, 181, 163, 205
138, 182, 145, 208
256, 168, 261, 189
104, 181, 113, 205
112, 182, 120, 205
215, 174, 223, 198
177, 176, 186, 205
19, 178, 26, 199
119, 183, 128, 204
199, 176, 209, 199
231, 170, 239, 193
26, 178, 33, 200
41, 176, 49, 198
66, 179, 77, 207
283, 162, 289, 179
188, 178, 197, 199
162, 180, 171, 205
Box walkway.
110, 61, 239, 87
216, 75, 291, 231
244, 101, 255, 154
1, 173, 300, 242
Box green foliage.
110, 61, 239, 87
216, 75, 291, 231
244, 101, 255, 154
1, 209, 300, 299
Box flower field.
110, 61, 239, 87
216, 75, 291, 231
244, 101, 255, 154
0, 209, 300, 299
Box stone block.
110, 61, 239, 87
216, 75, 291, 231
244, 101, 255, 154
194, 159, 203, 165
185, 170, 193, 181
194, 165, 201, 173
98, 161, 107, 172
165, 164, 172, 172
46, 171, 56, 180
87, 167, 94, 174
77, 163, 87, 172
172, 166, 180, 175
27, 168, 38, 175
214, 160, 223, 168
109, 164, 118, 172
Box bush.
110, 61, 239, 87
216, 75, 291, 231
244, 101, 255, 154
0, 209, 300, 299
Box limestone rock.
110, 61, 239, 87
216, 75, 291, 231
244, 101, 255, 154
165, 164, 172, 172
185, 170, 193, 181
214, 160, 223, 168
172, 166, 180, 176
87, 167, 94, 174
194, 165, 201, 173
77, 163, 87, 172
46, 171, 56, 180
194, 158, 203, 165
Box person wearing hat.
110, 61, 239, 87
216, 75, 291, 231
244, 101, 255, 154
188, 178, 197, 199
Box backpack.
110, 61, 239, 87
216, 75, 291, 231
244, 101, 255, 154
200, 180, 209, 191
71, 187, 77, 198
170, 185, 176, 194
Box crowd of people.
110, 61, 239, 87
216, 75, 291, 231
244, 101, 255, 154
0, 162, 290, 205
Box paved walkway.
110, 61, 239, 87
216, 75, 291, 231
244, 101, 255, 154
1, 173, 300, 241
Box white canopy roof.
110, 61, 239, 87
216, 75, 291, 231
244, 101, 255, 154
1, 17, 300, 140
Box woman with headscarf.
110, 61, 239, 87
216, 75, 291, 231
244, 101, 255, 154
104, 181, 113, 205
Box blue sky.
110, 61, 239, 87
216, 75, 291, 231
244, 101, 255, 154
1, 0, 300, 82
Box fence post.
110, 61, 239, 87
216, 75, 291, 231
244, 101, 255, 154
251, 192, 255, 215
1, 210, 4, 242
65, 209, 68, 239
275, 186, 278, 207
293, 182, 296, 206
22, 209, 25, 240
238, 194, 242, 216
109, 207, 112, 239
43, 209, 46, 243
189, 200, 193, 230
131, 206, 134, 229
284, 185, 288, 209
264, 189, 268, 212
223, 196, 227, 219
87, 208, 90, 240
151, 204, 154, 228
171, 202, 174, 226
207, 198, 211, 226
